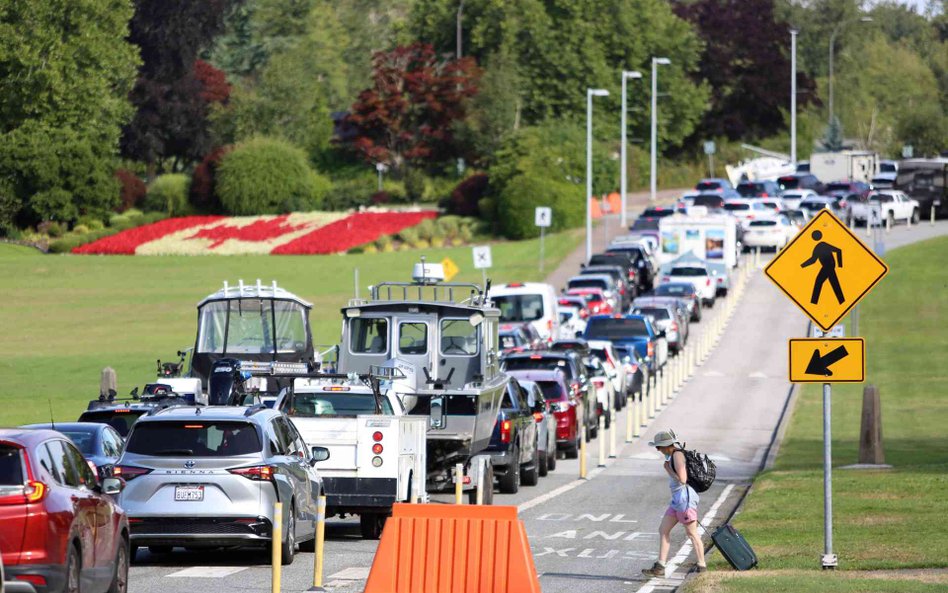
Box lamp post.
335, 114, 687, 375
587, 88, 610, 263
650, 57, 671, 202
790, 28, 798, 164
620, 71, 643, 228
456, 0, 464, 59
828, 17, 872, 127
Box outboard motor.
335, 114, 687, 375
208, 358, 247, 405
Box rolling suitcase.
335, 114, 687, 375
711, 524, 758, 571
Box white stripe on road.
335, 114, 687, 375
518, 466, 607, 513
635, 483, 735, 593
166, 567, 248, 578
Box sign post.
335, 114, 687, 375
472, 245, 492, 288
703, 140, 716, 177
535, 207, 552, 272
765, 209, 888, 569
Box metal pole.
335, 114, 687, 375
621, 73, 629, 228
650, 60, 658, 202
540, 226, 545, 272
476, 458, 484, 505
579, 419, 588, 479
626, 395, 634, 442
586, 90, 594, 262
598, 416, 606, 467
609, 406, 617, 458
829, 27, 837, 127
790, 29, 798, 163
822, 383, 837, 568
354, 268, 359, 299
932, 205, 936, 226
310, 495, 327, 591
271, 502, 283, 593
852, 305, 859, 337
456, 0, 464, 59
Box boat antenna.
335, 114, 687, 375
48, 399, 55, 431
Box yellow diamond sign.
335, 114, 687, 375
765, 210, 888, 331
789, 338, 865, 383
441, 257, 460, 282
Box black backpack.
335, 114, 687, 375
672, 443, 716, 493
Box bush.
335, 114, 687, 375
398, 227, 419, 244
448, 173, 489, 216
190, 146, 231, 213
436, 216, 459, 238
403, 168, 427, 201
143, 174, 191, 216
478, 197, 497, 222
216, 137, 329, 215
496, 173, 582, 239
76, 215, 105, 231
415, 218, 436, 241
30, 188, 77, 223
37, 221, 64, 237
114, 169, 146, 212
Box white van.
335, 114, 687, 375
488, 282, 560, 342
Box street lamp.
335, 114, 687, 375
790, 28, 798, 164
620, 70, 643, 228
586, 88, 610, 263
650, 57, 671, 202
828, 16, 872, 128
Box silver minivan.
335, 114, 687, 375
114, 406, 327, 565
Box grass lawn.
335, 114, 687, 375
685, 235, 948, 591
0, 229, 581, 425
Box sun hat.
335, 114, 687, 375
648, 429, 678, 447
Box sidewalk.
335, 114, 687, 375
544, 187, 684, 290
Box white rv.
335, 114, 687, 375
657, 213, 740, 269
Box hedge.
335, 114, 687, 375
496, 173, 582, 239
143, 173, 191, 216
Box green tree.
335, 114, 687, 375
896, 103, 948, 158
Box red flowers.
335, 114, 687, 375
272, 211, 437, 255
188, 215, 306, 248
72, 216, 225, 255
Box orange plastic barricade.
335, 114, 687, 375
363, 503, 541, 593
590, 197, 603, 219
606, 192, 622, 214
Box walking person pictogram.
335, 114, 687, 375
800, 230, 845, 305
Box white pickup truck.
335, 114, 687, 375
275, 377, 427, 539
851, 190, 920, 227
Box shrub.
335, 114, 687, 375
478, 197, 497, 221
76, 215, 105, 231
412, 239, 430, 249
143, 174, 191, 216
398, 227, 419, 244
37, 221, 64, 237
436, 216, 459, 238
363, 244, 378, 254
30, 188, 77, 223
415, 218, 436, 241
72, 224, 90, 235
496, 173, 582, 239
430, 236, 445, 248
114, 169, 146, 212
376, 234, 393, 250
448, 173, 489, 216
190, 146, 231, 213
216, 137, 329, 215
403, 168, 427, 201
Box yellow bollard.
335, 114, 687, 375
649, 374, 657, 418
609, 406, 617, 458
580, 423, 588, 479
626, 395, 634, 442
931, 206, 936, 226
598, 416, 606, 467
272, 502, 283, 593
634, 393, 642, 436
310, 495, 326, 591
886, 214, 891, 233
661, 369, 669, 406
454, 463, 463, 504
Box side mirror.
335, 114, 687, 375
101, 477, 124, 496
574, 330, 584, 338
310, 446, 331, 464
657, 330, 666, 338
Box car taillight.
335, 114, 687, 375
662, 277, 670, 283
533, 412, 544, 423
548, 318, 554, 331
671, 322, 678, 332
647, 342, 654, 357
0, 480, 47, 506
113, 465, 152, 481
14, 575, 47, 587
593, 379, 605, 388
500, 420, 512, 444
706, 278, 711, 286
760, 192, 768, 197
579, 309, 588, 319
228, 465, 275, 481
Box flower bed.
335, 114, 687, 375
73, 210, 437, 255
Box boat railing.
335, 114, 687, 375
360, 281, 488, 307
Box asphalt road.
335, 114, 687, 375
126, 219, 948, 593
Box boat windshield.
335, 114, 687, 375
197, 299, 308, 355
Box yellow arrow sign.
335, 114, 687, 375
441, 257, 459, 282
765, 209, 888, 331
789, 338, 865, 383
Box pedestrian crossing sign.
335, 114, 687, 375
765, 209, 888, 331
441, 257, 460, 282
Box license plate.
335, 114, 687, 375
174, 486, 204, 501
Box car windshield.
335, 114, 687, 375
655, 284, 694, 297
492, 294, 544, 322
585, 317, 648, 339
670, 267, 707, 277
800, 201, 827, 210
631, 218, 660, 230
197, 299, 308, 355
736, 184, 762, 196
504, 357, 574, 380
778, 177, 801, 190
0, 445, 23, 486
724, 203, 750, 211
636, 307, 670, 320
536, 381, 568, 402
500, 334, 521, 349
283, 391, 393, 416
869, 194, 894, 203
880, 163, 896, 173
78, 410, 148, 437
60, 431, 96, 456
126, 421, 262, 456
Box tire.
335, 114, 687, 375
589, 417, 599, 440
64, 543, 81, 593
888, 211, 895, 228
129, 545, 139, 564
564, 437, 579, 459
359, 513, 386, 540
498, 453, 520, 494
547, 447, 557, 471
911, 209, 920, 224
148, 545, 172, 555
281, 506, 296, 565
107, 536, 130, 593
538, 447, 549, 477
605, 410, 611, 430
521, 446, 539, 487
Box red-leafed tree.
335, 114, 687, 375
343, 42, 481, 170
194, 60, 231, 104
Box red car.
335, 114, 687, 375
565, 288, 614, 316
504, 369, 582, 459
0, 429, 129, 593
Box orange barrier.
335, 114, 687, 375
606, 192, 622, 214
364, 503, 541, 593
590, 197, 603, 219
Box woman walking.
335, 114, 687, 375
641, 429, 707, 577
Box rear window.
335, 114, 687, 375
654, 284, 693, 296
778, 176, 800, 190
536, 381, 568, 402
825, 182, 850, 192
696, 181, 723, 191
749, 220, 777, 227
693, 196, 724, 208
500, 334, 521, 350
503, 357, 574, 380
493, 294, 545, 323
126, 421, 262, 456
880, 163, 896, 173
736, 184, 762, 197
568, 278, 608, 290
670, 267, 707, 277
585, 317, 648, 339
282, 392, 393, 417
630, 218, 660, 230
0, 445, 23, 486
78, 410, 148, 437
724, 203, 750, 211
636, 307, 670, 320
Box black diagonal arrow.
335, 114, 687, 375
805, 345, 849, 376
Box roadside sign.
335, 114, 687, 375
811, 324, 845, 338
765, 209, 888, 331
789, 338, 865, 383
703, 141, 716, 155
535, 207, 552, 228
441, 257, 459, 282
902, 145, 913, 158
472, 245, 492, 269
